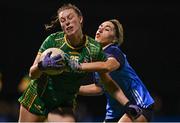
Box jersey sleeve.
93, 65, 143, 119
104, 46, 125, 67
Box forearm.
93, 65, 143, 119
68, 56, 120, 73
100, 73, 129, 106
29, 53, 43, 79
80, 58, 119, 73
78, 84, 103, 96
112, 87, 129, 106
81, 62, 109, 72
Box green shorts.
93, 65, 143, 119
18, 77, 76, 116
18, 83, 48, 116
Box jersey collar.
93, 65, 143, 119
64, 34, 88, 50
103, 43, 114, 50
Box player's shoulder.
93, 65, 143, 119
107, 43, 121, 52
86, 35, 101, 49
48, 31, 65, 39
45, 31, 65, 43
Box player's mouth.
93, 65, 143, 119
66, 26, 73, 32
95, 33, 100, 39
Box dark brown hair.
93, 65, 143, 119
45, 3, 83, 30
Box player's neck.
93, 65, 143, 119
66, 34, 85, 48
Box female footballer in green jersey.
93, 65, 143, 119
18, 4, 130, 122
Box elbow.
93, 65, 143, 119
106, 65, 114, 72
101, 64, 113, 73
98, 90, 104, 95
29, 71, 34, 79
29, 67, 33, 78
90, 87, 104, 96
95, 87, 104, 95
102, 59, 120, 73
29, 66, 41, 79
29, 71, 41, 79
29, 68, 35, 79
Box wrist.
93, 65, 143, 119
78, 63, 82, 71
124, 102, 142, 120
124, 101, 130, 107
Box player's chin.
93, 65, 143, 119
95, 37, 101, 42
66, 30, 76, 36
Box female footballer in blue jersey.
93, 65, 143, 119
77, 19, 154, 122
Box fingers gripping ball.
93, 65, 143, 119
39, 48, 66, 75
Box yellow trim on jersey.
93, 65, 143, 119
28, 95, 37, 111
64, 34, 88, 50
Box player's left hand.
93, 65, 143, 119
124, 102, 142, 120
68, 59, 81, 71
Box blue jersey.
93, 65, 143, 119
96, 43, 154, 120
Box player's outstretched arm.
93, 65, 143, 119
68, 57, 120, 73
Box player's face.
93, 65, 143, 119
59, 9, 83, 36
95, 21, 116, 47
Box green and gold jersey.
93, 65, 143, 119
19, 31, 106, 116
39, 31, 106, 63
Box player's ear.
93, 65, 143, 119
79, 16, 83, 24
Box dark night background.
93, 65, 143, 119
0, 0, 180, 121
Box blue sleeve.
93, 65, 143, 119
104, 46, 125, 67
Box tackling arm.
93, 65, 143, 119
69, 57, 120, 73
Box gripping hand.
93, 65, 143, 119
38, 51, 64, 70
68, 59, 81, 71
63, 54, 82, 71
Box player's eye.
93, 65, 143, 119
68, 14, 74, 20
60, 18, 65, 23
105, 28, 110, 31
